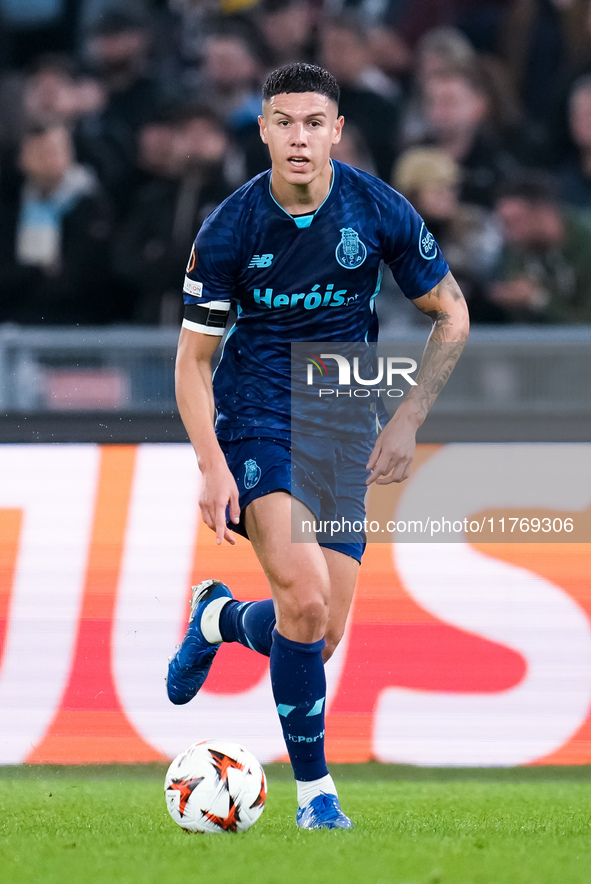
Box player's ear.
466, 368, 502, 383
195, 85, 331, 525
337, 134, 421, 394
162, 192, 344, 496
258, 113, 268, 145
332, 115, 344, 145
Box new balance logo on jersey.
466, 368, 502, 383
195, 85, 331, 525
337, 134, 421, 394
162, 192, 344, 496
248, 254, 274, 268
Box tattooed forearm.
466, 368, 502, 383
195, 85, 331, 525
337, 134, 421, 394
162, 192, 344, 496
401, 272, 469, 425
418, 276, 467, 337
410, 339, 466, 420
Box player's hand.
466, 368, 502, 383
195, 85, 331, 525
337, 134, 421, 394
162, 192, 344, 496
366, 408, 419, 485
198, 461, 240, 545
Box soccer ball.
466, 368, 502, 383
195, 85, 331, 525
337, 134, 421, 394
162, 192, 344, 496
164, 739, 267, 833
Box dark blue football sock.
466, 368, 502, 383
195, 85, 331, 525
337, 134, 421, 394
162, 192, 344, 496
270, 629, 328, 782
218, 599, 276, 657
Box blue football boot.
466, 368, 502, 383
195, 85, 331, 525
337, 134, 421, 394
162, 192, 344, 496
296, 793, 354, 830
166, 579, 233, 705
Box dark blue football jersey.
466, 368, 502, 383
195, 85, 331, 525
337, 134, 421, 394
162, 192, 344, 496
182, 160, 449, 441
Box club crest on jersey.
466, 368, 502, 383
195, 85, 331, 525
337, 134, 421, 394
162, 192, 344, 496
419, 222, 437, 260
244, 458, 261, 489
335, 228, 367, 269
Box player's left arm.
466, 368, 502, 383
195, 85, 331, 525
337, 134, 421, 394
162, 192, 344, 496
367, 270, 469, 485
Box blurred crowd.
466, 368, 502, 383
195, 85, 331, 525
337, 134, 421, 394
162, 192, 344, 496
2, 0, 591, 327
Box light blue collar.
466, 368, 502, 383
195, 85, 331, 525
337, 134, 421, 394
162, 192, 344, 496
293, 214, 315, 229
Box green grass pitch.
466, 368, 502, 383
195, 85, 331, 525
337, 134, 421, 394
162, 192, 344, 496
2, 764, 591, 884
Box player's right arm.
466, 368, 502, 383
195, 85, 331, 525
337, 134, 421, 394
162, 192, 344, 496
175, 326, 240, 545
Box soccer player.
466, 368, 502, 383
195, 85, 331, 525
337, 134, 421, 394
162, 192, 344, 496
166, 63, 469, 829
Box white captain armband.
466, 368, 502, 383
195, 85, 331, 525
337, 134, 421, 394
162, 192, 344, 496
182, 300, 231, 336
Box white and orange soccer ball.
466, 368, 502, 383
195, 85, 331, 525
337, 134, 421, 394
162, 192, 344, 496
164, 739, 267, 833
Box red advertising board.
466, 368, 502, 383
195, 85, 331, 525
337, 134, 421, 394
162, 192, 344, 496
1, 444, 590, 766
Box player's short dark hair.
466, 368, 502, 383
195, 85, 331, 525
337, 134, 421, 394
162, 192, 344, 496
262, 63, 340, 107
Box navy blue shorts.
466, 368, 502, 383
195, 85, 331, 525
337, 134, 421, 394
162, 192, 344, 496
219, 435, 372, 563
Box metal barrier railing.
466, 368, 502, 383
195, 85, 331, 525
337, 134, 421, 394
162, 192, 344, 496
0, 323, 590, 414
0, 324, 179, 412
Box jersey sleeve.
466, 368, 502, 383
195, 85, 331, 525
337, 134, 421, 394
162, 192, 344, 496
182, 207, 238, 335
380, 191, 450, 300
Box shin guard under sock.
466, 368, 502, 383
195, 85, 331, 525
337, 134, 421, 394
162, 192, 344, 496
270, 629, 328, 782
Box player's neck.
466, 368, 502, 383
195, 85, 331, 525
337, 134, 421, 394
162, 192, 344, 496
270, 161, 333, 215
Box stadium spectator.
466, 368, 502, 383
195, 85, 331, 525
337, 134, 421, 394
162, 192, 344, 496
22, 53, 80, 130
420, 67, 516, 207
393, 146, 505, 322
320, 12, 399, 99
80, 8, 175, 214
85, 8, 166, 142
0, 1, 588, 332
342, 3, 513, 84
319, 14, 400, 180
490, 171, 591, 323
415, 24, 477, 81
0, 53, 79, 150
402, 26, 540, 175
195, 23, 267, 130
134, 109, 179, 181
255, 0, 317, 68
0, 0, 80, 69
6, 53, 137, 218
97, 106, 181, 221
113, 105, 235, 324
0, 123, 124, 325
397, 26, 478, 149
330, 122, 376, 175
323, 0, 458, 60
454, 0, 514, 54
388, 0, 461, 47
475, 50, 552, 166
558, 74, 591, 208
193, 23, 270, 179
499, 0, 591, 152
165, 0, 222, 87
71, 69, 136, 217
